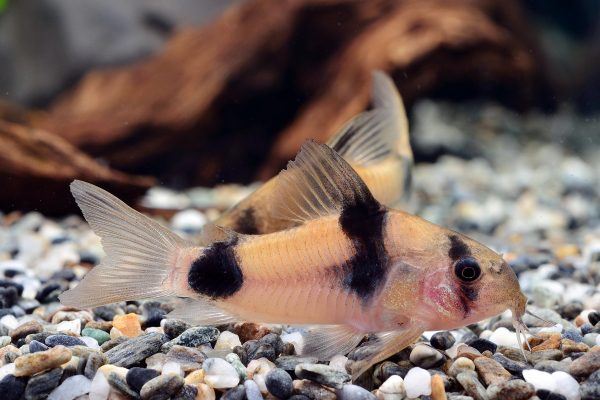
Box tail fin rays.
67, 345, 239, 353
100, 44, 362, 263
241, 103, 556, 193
59, 180, 192, 308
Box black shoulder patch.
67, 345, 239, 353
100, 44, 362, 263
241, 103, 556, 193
233, 207, 259, 235
188, 236, 243, 299
339, 197, 389, 303
448, 234, 471, 261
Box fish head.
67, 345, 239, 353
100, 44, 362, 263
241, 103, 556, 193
417, 230, 526, 330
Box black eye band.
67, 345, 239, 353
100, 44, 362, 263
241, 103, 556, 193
455, 257, 481, 282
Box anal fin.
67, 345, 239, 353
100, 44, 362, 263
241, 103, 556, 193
347, 326, 423, 380
168, 298, 238, 326
301, 325, 365, 361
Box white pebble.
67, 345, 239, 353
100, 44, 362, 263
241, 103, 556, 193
171, 209, 207, 232
203, 358, 240, 389
488, 327, 522, 348
0, 363, 15, 381
404, 367, 431, 398
162, 361, 184, 377
247, 357, 276, 394
523, 369, 556, 392
328, 354, 348, 372
377, 375, 405, 399
48, 375, 92, 400
552, 371, 580, 400
215, 331, 242, 351
145, 353, 166, 372
0, 315, 18, 330
280, 331, 303, 354
89, 370, 110, 400
339, 384, 373, 399
80, 336, 100, 350
538, 323, 563, 334
56, 319, 81, 335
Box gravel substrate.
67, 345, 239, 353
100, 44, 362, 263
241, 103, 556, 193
0, 101, 599, 399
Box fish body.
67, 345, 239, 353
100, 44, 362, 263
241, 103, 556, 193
211, 71, 413, 238
60, 140, 527, 379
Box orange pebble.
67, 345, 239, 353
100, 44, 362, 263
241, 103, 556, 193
431, 374, 447, 400
112, 313, 142, 337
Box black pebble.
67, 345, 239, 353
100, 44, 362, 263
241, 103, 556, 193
288, 396, 311, 400
126, 367, 161, 393
536, 389, 567, 400
221, 384, 246, 400
260, 333, 284, 356
581, 323, 594, 335
430, 331, 455, 350
24, 368, 63, 399
265, 368, 293, 399
163, 319, 191, 340
0, 374, 26, 400
173, 384, 198, 400
0, 287, 19, 308
0, 280, 24, 296
50, 269, 76, 281
466, 338, 497, 354
93, 305, 120, 321
29, 340, 49, 353
45, 334, 86, 347
588, 311, 600, 326
35, 282, 65, 303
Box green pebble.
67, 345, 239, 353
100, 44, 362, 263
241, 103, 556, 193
82, 328, 111, 345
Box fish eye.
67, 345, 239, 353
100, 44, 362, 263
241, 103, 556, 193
454, 257, 481, 282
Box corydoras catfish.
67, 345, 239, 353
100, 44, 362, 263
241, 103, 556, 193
209, 71, 413, 241
60, 141, 528, 378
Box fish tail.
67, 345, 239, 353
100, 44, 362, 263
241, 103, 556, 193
59, 180, 193, 308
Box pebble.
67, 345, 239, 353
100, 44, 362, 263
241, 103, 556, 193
126, 367, 160, 393
55, 319, 81, 335
215, 331, 242, 351
376, 375, 405, 399
467, 338, 497, 354
203, 357, 240, 389
431, 374, 447, 400
276, 355, 318, 372
27, 339, 48, 353
165, 345, 205, 373
448, 357, 476, 377
431, 331, 456, 350
47, 375, 91, 400
551, 371, 581, 400
194, 383, 216, 400
24, 367, 63, 400
184, 369, 205, 385
164, 326, 219, 351
108, 372, 140, 398
0, 374, 26, 400
486, 379, 535, 400
84, 352, 105, 379
293, 379, 337, 400
82, 327, 111, 345
569, 351, 600, 377
162, 319, 191, 339
266, 367, 293, 398
226, 352, 248, 380
105, 332, 167, 367
404, 367, 431, 398
456, 370, 488, 400
489, 327, 521, 348
45, 334, 86, 347
112, 313, 143, 338
339, 384, 377, 399
473, 356, 512, 386
248, 358, 276, 393
523, 369, 557, 392
89, 370, 110, 400
140, 373, 185, 400
410, 343, 445, 368
9, 320, 43, 341
241, 380, 260, 400
295, 362, 351, 389
14, 345, 71, 376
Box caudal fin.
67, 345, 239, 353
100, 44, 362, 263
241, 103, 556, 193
59, 180, 192, 308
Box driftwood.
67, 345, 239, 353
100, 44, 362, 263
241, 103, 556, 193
39, 0, 546, 188
0, 120, 153, 214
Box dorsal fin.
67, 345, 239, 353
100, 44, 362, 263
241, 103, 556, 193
328, 71, 410, 166
272, 140, 382, 224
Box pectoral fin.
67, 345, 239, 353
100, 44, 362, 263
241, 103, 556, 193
347, 326, 423, 380
301, 325, 365, 361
